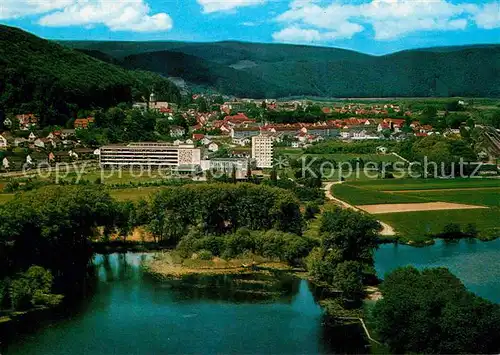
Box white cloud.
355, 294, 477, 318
273, 24, 363, 43
0, 0, 73, 20
473, 2, 500, 29
197, 0, 266, 14
273, 0, 500, 43
37, 0, 172, 32
1, 0, 172, 32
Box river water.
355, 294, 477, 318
6, 238, 500, 354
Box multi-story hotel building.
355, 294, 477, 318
251, 134, 274, 169
99, 142, 201, 167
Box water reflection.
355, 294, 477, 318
6, 252, 366, 355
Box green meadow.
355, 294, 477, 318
330, 178, 500, 243
109, 187, 165, 201
347, 178, 500, 191
391, 189, 500, 207
331, 184, 427, 205
377, 208, 500, 243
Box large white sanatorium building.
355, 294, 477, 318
251, 134, 274, 168
99, 142, 201, 167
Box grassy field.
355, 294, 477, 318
390, 189, 500, 207
109, 187, 165, 201
275, 147, 404, 164
333, 178, 500, 205
61, 169, 171, 185
304, 153, 403, 163
347, 178, 500, 191
0, 168, 173, 186
0, 194, 14, 204
303, 202, 339, 240
0, 186, 164, 204
330, 177, 500, 243
332, 184, 428, 205
377, 208, 500, 243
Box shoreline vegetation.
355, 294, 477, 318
144, 251, 295, 278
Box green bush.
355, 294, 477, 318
223, 228, 256, 258
304, 202, 320, 220
8, 266, 61, 310
197, 250, 213, 261
0, 278, 10, 309
195, 236, 225, 256
464, 223, 478, 238
442, 223, 462, 238
9, 278, 32, 310
305, 247, 336, 283
32, 291, 63, 306
256, 230, 315, 265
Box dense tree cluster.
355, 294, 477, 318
305, 141, 398, 155
146, 183, 304, 245
176, 228, 315, 266
262, 173, 325, 203
307, 208, 381, 301
0, 186, 117, 277
372, 266, 500, 354
398, 135, 477, 176
0, 266, 63, 311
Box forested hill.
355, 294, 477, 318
0, 25, 180, 127
63, 39, 500, 99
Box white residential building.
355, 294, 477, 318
252, 134, 273, 169
201, 158, 254, 179
99, 142, 201, 167
208, 142, 219, 152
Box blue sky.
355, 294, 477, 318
1, 0, 499, 54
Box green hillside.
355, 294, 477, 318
63, 39, 500, 99
121, 50, 284, 98
0, 25, 180, 126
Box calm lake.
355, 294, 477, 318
375, 238, 500, 304
5, 253, 366, 355
6, 238, 500, 354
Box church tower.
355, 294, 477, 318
149, 90, 157, 105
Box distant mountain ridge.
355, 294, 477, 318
63, 40, 499, 99
63, 39, 500, 99
3, 24, 498, 100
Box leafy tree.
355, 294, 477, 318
195, 97, 208, 112
307, 207, 380, 301
8, 266, 62, 310
269, 168, 278, 185
304, 202, 320, 220
0, 185, 116, 277
332, 261, 365, 301
320, 208, 380, 265
464, 223, 478, 237
441, 223, 462, 238
147, 183, 303, 238
420, 106, 438, 125
372, 266, 500, 354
